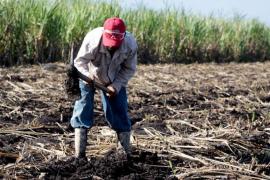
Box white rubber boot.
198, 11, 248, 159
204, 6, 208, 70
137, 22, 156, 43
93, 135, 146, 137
75, 128, 87, 158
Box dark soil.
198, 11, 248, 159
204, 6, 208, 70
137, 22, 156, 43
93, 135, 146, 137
1, 62, 270, 179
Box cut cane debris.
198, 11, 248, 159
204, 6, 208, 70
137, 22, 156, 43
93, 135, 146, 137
1, 63, 270, 179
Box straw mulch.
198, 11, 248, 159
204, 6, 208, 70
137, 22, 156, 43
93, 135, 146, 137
1, 62, 270, 179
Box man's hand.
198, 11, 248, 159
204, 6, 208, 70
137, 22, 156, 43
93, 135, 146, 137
88, 74, 96, 81
85, 75, 95, 88
106, 85, 116, 98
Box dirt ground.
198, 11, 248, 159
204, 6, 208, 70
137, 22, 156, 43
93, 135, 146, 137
1, 62, 270, 179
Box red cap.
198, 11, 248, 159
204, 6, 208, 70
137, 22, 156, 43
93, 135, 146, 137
102, 17, 126, 47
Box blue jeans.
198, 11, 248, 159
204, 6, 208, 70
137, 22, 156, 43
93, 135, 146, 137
70, 81, 131, 133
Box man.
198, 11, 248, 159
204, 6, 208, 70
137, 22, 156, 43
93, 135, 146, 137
70, 17, 137, 159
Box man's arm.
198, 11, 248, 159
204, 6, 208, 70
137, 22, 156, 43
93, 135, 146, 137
74, 38, 92, 78
111, 49, 137, 93
74, 30, 100, 79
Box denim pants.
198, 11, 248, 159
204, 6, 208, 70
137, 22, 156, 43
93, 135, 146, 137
70, 81, 131, 133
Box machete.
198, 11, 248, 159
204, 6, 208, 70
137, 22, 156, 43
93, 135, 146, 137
75, 67, 111, 93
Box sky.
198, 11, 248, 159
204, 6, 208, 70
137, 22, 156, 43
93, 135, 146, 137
118, 0, 270, 26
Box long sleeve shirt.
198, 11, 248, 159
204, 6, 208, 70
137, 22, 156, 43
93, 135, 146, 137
74, 27, 138, 93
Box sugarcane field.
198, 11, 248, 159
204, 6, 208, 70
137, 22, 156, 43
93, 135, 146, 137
1, 0, 270, 179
